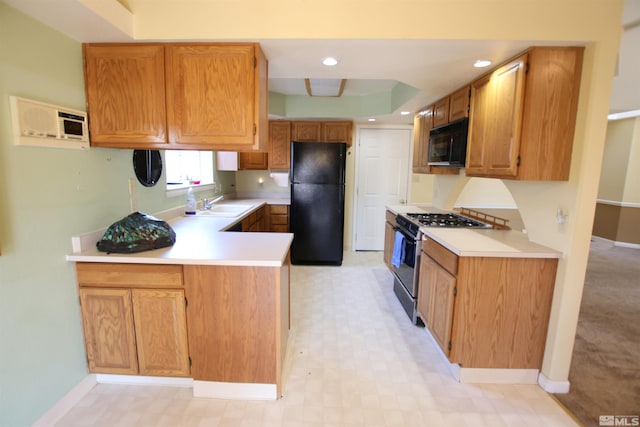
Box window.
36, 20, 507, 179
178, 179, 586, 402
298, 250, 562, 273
164, 150, 215, 194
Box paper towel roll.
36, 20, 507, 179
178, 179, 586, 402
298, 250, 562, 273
269, 172, 289, 187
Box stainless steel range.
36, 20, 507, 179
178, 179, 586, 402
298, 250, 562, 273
391, 212, 490, 324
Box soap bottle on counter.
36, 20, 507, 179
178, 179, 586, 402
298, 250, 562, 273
185, 187, 197, 215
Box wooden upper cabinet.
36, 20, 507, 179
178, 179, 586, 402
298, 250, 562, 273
83, 44, 168, 148
323, 121, 353, 145
466, 55, 527, 178
239, 152, 268, 170
466, 47, 584, 180
432, 97, 450, 128
448, 86, 470, 122
412, 107, 432, 173
83, 42, 268, 151
269, 121, 291, 170
291, 121, 353, 146
166, 43, 268, 151
292, 121, 322, 142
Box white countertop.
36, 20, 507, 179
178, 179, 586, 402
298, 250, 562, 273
422, 228, 561, 258
67, 198, 293, 267
387, 204, 560, 259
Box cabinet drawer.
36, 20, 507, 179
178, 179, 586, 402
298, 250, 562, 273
423, 238, 458, 275
270, 205, 289, 215
270, 214, 288, 226
76, 263, 183, 288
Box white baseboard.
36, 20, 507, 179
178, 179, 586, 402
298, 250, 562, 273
95, 374, 193, 387
591, 235, 640, 249
32, 374, 97, 427
193, 380, 277, 400
420, 325, 547, 386
457, 367, 539, 384
538, 372, 571, 393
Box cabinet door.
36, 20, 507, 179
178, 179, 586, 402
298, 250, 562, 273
239, 152, 268, 170
269, 121, 291, 170
165, 44, 260, 149
416, 254, 435, 326
423, 257, 456, 356
383, 220, 395, 269
79, 288, 138, 374
466, 55, 527, 178
292, 122, 322, 142
412, 108, 431, 173
323, 121, 353, 146
83, 44, 167, 148
449, 86, 470, 122
131, 289, 190, 377
432, 97, 450, 128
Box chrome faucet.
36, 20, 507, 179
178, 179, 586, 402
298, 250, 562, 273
202, 195, 224, 210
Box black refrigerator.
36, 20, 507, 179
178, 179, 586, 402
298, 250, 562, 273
290, 141, 347, 265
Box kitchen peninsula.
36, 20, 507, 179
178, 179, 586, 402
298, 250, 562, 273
67, 199, 293, 400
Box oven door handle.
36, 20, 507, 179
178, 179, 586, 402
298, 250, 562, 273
394, 223, 416, 241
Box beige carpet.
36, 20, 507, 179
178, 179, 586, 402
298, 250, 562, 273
554, 239, 640, 427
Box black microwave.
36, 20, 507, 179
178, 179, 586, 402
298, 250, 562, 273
427, 118, 469, 167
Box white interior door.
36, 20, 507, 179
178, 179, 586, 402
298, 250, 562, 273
354, 127, 412, 250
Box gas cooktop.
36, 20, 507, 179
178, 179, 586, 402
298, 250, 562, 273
405, 212, 491, 228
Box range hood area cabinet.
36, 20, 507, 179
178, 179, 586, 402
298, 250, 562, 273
412, 46, 583, 181
465, 46, 584, 181
83, 43, 268, 151
412, 86, 470, 175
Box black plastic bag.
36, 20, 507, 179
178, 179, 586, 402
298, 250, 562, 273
96, 212, 176, 254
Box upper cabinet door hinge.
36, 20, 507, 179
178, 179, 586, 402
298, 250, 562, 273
448, 341, 452, 351
453, 286, 457, 297
253, 124, 257, 135
516, 155, 521, 166
525, 62, 530, 74
184, 297, 188, 308
254, 56, 257, 68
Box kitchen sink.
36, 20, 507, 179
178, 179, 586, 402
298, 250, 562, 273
192, 204, 253, 217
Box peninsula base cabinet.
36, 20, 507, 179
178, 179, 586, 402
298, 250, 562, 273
417, 238, 558, 369
75, 257, 291, 398
184, 261, 290, 397
77, 263, 190, 377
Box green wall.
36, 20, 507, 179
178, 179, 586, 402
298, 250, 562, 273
0, 5, 201, 425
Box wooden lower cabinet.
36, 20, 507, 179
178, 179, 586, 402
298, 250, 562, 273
77, 263, 190, 377
383, 210, 396, 269
79, 288, 138, 374
268, 205, 289, 232
184, 262, 290, 394
131, 289, 190, 376
417, 237, 558, 369
242, 205, 266, 231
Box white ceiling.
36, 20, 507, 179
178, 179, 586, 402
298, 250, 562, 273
4, 0, 638, 124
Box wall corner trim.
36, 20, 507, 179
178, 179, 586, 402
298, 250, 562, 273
538, 372, 570, 393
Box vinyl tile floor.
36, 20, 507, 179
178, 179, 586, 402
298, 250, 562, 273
54, 251, 577, 427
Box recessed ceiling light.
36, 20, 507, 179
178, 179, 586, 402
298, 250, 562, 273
474, 59, 492, 68
322, 57, 339, 66
368, 118, 376, 122
400, 111, 410, 116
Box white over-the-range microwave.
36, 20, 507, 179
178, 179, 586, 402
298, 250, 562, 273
9, 95, 90, 150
